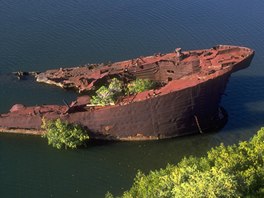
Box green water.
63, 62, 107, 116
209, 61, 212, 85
1, 0, 264, 197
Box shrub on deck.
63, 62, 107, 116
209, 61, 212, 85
91, 78, 157, 106
126, 78, 156, 95
90, 78, 123, 106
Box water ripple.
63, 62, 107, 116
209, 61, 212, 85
1, 0, 264, 197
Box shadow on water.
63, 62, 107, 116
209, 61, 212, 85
222, 75, 264, 131
81, 139, 118, 149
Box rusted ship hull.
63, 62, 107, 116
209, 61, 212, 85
68, 74, 230, 140
0, 69, 235, 140
0, 45, 254, 140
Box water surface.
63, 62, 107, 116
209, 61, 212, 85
0, 0, 264, 197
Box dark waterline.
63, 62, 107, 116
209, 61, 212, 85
0, 0, 264, 197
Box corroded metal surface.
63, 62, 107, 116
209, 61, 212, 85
0, 45, 255, 140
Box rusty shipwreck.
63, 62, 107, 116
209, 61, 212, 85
0, 45, 254, 140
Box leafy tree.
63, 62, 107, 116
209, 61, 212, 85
126, 78, 156, 95
90, 78, 123, 106
42, 118, 89, 149
108, 128, 264, 197
90, 86, 116, 106
90, 78, 157, 106
109, 78, 123, 93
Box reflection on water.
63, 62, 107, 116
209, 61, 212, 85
0, 0, 264, 197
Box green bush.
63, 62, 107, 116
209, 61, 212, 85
90, 78, 157, 106
42, 118, 89, 149
90, 86, 116, 106
109, 78, 123, 93
126, 78, 156, 95
109, 128, 264, 197
90, 78, 123, 106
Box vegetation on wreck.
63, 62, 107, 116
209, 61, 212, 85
107, 128, 264, 197
41, 118, 89, 149
126, 78, 157, 95
90, 78, 123, 106
90, 78, 157, 106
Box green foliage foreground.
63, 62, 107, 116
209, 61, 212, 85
108, 128, 264, 197
42, 119, 89, 149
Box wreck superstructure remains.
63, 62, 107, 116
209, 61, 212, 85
0, 45, 254, 140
